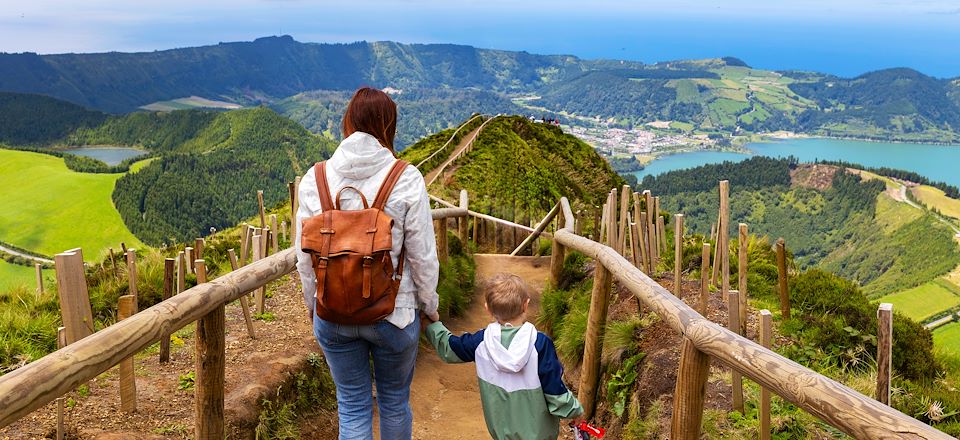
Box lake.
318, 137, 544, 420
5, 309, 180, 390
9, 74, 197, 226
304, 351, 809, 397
631, 138, 960, 188
66, 147, 149, 166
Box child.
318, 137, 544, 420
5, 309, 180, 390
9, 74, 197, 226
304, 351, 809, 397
423, 273, 583, 440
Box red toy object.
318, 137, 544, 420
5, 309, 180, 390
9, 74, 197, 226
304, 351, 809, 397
572, 421, 606, 439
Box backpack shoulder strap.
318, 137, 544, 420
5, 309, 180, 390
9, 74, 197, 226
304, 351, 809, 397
314, 162, 335, 212
372, 160, 410, 210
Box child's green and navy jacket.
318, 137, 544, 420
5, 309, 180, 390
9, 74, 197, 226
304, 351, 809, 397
425, 321, 583, 440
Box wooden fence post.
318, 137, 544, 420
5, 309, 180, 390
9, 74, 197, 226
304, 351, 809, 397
728, 290, 744, 413
674, 214, 684, 297
549, 232, 566, 288
776, 238, 791, 320
54, 248, 94, 345
126, 249, 138, 310
228, 249, 257, 339
719, 181, 730, 294
252, 235, 265, 314
56, 327, 66, 440
577, 193, 616, 419
876, 303, 893, 405
472, 215, 479, 244
185, 246, 194, 273
257, 190, 266, 228
435, 219, 449, 263
177, 251, 186, 294
656, 215, 666, 268
270, 215, 279, 254
655, 197, 665, 252
195, 238, 205, 262
738, 223, 748, 335
629, 222, 642, 269
160, 258, 174, 363
288, 181, 297, 229
671, 337, 710, 439
193, 259, 224, 439
609, 188, 619, 252
701, 243, 711, 316
760, 309, 772, 440
240, 224, 251, 266
619, 184, 630, 254
35, 263, 43, 298
117, 295, 137, 413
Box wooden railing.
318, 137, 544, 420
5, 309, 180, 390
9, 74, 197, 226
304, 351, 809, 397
548, 196, 952, 439
0, 203, 472, 437
424, 115, 500, 187
414, 114, 485, 169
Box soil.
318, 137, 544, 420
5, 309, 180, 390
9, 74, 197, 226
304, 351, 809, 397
790, 163, 839, 190
0, 273, 328, 440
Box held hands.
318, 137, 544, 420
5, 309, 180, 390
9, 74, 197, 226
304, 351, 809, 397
419, 311, 438, 332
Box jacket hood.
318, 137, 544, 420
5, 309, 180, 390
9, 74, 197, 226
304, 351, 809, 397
482, 322, 537, 373
328, 132, 396, 180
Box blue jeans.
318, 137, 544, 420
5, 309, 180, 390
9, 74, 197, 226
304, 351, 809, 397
313, 315, 420, 440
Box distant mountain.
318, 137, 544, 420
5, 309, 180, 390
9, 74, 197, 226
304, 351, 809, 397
2, 36, 960, 143
0, 92, 106, 145
0, 36, 641, 113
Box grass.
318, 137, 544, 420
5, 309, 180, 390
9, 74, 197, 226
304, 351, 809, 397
934, 322, 960, 360
912, 185, 960, 221
0, 260, 37, 291
0, 149, 144, 259
876, 279, 960, 322
875, 192, 923, 233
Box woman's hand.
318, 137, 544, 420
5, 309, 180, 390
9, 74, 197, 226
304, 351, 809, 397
419, 311, 437, 332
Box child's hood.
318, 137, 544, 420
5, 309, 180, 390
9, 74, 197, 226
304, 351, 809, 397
482, 322, 537, 373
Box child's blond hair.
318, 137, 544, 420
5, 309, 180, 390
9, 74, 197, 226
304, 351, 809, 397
482, 273, 530, 321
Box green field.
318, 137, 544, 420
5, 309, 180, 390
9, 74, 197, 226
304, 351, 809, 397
0, 260, 37, 291
912, 185, 960, 221
934, 322, 960, 360
877, 279, 960, 322
0, 149, 144, 259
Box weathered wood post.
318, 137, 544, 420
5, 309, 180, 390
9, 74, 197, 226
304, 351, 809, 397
656, 215, 666, 268
876, 303, 893, 405
240, 224, 251, 265
195, 238, 204, 262
655, 197, 666, 253
719, 181, 730, 295
34, 263, 43, 298
435, 219, 449, 263
577, 191, 615, 419
674, 214, 684, 297
270, 215, 279, 254
288, 181, 297, 228
776, 238, 791, 319
56, 327, 66, 440
160, 258, 175, 363
126, 249, 138, 309
252, 235, 265, 314
177, 251, 186, 294
728, 290, 744, 413
228, 249, 257, 339
592, 206, 601, 241
671, 338, 710, 439
619, 184, 630, 254
737, 223, 748, 335
193, 260, 225, 439
185, 246, 194, 273
700, 243, 711, 316
54, 248, 94, 344
117, 294, 137, 413
610, 188, 619, 255
760, 309, 773, 440
472, 215, 479, 244
712, 201, 724, 286
257, 190, 266, 228
629, 222, 642, 269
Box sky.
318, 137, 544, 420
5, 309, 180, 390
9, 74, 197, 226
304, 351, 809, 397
1, 0, 959, 77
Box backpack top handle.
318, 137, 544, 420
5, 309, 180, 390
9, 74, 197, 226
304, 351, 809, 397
334, 187, 369, 210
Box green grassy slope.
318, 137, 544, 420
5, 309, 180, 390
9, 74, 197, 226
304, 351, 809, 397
0, 149, 144, 258
0, 261, 36, 292
878, 279, 960, 321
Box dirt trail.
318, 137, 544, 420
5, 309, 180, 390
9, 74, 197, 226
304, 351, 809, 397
406, 254, 551, 440
423, 126, 482, 186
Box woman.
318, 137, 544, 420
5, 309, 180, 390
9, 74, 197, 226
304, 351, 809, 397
295, 87, 440, 439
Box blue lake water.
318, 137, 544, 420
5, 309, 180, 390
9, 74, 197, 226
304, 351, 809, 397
631, 138, 960, 188
67, 147, 148, 166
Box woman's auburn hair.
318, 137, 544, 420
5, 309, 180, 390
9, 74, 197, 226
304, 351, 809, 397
342, 87, 398, 153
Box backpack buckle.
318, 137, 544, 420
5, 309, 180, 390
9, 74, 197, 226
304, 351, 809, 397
362, 256, 373, 267
320, 228, 334, 234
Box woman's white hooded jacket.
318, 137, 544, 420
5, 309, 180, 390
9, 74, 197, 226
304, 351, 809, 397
295, 131, 440, 328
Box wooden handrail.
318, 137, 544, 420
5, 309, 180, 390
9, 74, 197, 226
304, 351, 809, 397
552, 201, 951, 438
429, 195, 552, 238
415, 114, 485, 169
0, 248, 297, 427
509, 201, 560, 256
425, 115, 500, 187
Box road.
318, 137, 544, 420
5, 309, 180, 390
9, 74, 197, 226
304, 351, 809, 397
0, 243, 53, 265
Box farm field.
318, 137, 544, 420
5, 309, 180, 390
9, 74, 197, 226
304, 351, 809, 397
877, 279, 960, 322
934, 322, 960, 360
912, 185, 960, 221
0, 149, 144, 259
139, 95, 242, 112
0, 260, 36, 292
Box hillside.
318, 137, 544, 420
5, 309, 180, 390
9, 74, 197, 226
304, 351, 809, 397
407, 115, 624, 219
2, 37, 960, 143
645, 158, 960, 298
0, 92, 107, 146
111, 107, 335, 245
272, 88, 525, 150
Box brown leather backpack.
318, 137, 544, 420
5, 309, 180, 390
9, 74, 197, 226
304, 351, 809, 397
301, 160, 409, 325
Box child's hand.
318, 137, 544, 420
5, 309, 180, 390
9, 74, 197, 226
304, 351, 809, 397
419, 312, 434, 332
